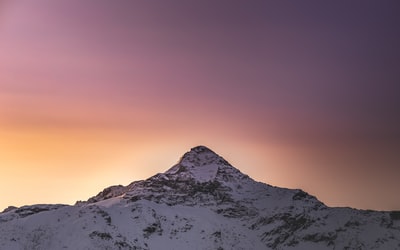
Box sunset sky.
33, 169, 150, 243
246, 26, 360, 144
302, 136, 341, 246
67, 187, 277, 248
1, 1, 400, 211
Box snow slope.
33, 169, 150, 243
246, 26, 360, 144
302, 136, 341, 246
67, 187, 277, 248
1, 146, 399, 249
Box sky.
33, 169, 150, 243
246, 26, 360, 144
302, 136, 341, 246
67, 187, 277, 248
1, 0, 400, 211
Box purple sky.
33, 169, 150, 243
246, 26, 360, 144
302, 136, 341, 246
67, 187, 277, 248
1, 0, 400, 210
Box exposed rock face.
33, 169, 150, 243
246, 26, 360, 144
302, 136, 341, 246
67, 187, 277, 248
1, 146, 399, 249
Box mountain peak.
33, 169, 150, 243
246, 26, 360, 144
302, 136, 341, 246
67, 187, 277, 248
86, 146, 248, 204
165, 145, 237, 183
190, 145, 215, 153
179, 145, 222, 166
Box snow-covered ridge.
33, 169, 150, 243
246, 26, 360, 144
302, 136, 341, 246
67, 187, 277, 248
86, 146, 252, 206
1, 145, 399, 249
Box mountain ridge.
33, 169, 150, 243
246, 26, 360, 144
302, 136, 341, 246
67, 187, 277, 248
86, 145, 252, 205
1, 146, 399, 249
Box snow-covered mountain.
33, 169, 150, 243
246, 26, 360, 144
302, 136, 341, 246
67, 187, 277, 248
1, 146, 399, 249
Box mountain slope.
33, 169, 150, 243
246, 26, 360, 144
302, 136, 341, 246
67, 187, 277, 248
1, 146, 399, 249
